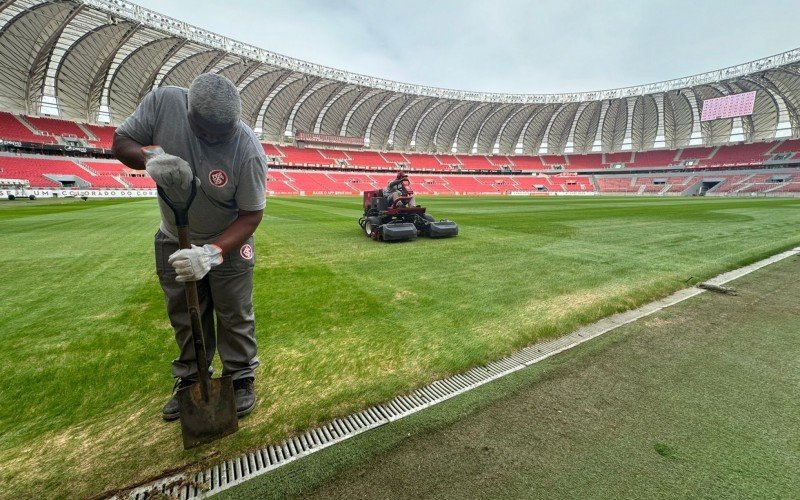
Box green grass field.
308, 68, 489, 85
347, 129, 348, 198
1, 195, 799, 498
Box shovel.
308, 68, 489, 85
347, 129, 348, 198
151, 152, 238, 450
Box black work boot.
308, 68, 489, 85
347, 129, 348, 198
233, 377, 256, 418
162, 378, 196, 421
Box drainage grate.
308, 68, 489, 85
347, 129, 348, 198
116, 248, 799, 500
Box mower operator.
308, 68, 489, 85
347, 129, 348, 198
112, 73, 266, 421
385, 171, 416, 207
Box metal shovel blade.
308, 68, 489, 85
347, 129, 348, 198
177, 375, 238, 449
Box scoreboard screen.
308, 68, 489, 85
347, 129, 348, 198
700, 91, 756, 122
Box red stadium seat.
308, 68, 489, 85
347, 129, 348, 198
25, 115, 90, 140
628, 150, 678, 169
456, 155, 493, 171
83, 124, 117, 149
0, 112, 57, 144
0, 156, 93, 187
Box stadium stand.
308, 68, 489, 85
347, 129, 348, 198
0, 112, 56, 144
550, 175, 592, 192
508, 156, 545, 171
403, 153, 448, 171
0, 156, 92, 187
476, 175, 519, 193
345, 150, 392, 167
265, 170, 298, 195
81, 160, 131, 175
323, 172, 373, 193
24, 115, 89, 141
319, 149, 350, 161
566, 154, 603, 170
262, 143, 283, 157
3, 109, 800, 198
262, 141, 800, 173
83, 124, 116, 149
278, 146, 334, 166
124, 175, 156, 189
282, 171, 352, 194
769, 139, 800, 156
596, 176, 638, 193
541, 155, 567, 166
711, 174, 762, 194
677, 147, 716, 160
487, 155, 512, 167
514, 176, 552, 191
733, 173, 777, 193
639, 179, 667, 194
767, 179, 800, 194
662, 176, 697, 194
605, 152, 634, 164
380, 152, 409, 165
628, 150, 678, 168
88, 176, 127, 188
456, 155, 494, 170
699, 142, 774, 168
445, 176, 502, 194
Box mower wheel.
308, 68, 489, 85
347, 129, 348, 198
422, 213, 435, 222
365, 216, 382, 239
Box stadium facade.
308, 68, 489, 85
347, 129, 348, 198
1, 0, 800, 156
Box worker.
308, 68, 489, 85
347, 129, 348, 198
112, 73, 266, 420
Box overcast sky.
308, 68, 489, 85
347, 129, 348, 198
134, 0, 799, 94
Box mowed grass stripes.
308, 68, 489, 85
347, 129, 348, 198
0, 195, 798, 498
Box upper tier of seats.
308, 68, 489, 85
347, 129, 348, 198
699, 143, 774, 167
0, 112, 56, 144
24, 116, 89, 140
83, 124, 116, 149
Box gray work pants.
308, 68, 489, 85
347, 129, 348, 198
154, 230, 259, 382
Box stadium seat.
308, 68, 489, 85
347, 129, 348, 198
83, 124, 117, 149
261, 143, 284, 157
455, 155, 494, 170
0, 156, 93, 187
344, 150, 392, 167
381, 152, 409, 165
566, 154, 603, 169
404, 154, 448, 171
124, 175, 156, 189
699, 143, 773, 168
0, 112, 57, 144
278, 146, 334, 166
677, 146, 716, 160
628, 150, 678, 169
25, 115, 90, 140
508, 156, 545, 171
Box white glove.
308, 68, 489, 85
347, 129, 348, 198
168, 244, 223, 282
145, 152, 194, 190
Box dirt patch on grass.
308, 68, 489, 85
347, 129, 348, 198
1, 403, 182, 498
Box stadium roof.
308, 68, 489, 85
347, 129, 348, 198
1, 0, 799, 154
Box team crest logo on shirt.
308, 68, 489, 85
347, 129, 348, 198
240, 243, 254, 260
209, 169, 228, 187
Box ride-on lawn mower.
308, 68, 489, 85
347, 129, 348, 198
358, 186, 459, 241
